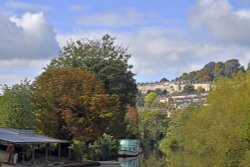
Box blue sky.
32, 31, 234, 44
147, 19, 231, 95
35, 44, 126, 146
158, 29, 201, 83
1, 0, 250, 86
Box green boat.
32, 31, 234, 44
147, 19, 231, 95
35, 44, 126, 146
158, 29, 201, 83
118, 139, 142, 157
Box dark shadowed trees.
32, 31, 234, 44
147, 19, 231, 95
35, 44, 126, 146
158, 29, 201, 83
183, 84, 196, 94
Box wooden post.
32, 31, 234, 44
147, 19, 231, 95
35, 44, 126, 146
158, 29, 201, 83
22, 145, 25, 163
45, 144, 49, 162
68, 145, 72, 160
32, 145, 35, 163
58, 143, 61, 159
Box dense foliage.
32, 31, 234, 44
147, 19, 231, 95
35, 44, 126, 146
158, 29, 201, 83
0, 35, 139, 162
47, 34, 137, 106
139, 110, 168, 148
161, 71, 250, 166
32, 68, 120, 141
47, 34, 137, 137
175, 59, 245, 82
0, 80, 35, 129
86, 133, 119, 160
72, 133, 119, 161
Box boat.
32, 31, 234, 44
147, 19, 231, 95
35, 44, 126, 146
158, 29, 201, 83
118, 139, 142, 157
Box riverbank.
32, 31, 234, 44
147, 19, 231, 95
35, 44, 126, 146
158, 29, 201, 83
97, 161, 120, 167
1, 160, 100, 167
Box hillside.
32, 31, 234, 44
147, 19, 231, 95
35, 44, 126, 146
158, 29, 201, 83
174, 59, 245, 82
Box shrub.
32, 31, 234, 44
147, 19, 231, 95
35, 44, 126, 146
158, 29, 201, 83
87, 133, 119, 160
71, 134, 119, 161
71, 140, 86, 161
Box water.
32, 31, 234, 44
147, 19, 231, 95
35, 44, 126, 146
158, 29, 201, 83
164, 150, 212, 167
117, 149, 214, 167
118, 150, 166, 167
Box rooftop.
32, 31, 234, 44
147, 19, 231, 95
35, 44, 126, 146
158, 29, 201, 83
0, 128, 68, 144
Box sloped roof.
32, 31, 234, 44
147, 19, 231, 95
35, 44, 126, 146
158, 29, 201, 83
0, 128, 68, 144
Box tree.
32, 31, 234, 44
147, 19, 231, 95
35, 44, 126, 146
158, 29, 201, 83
139, 110, 168, 148
160, 105, 197, 150
175, 59, 245, 82
197, 68, 211, 82
0, 80, 35, 129
125, 106, 139, 138
47, 34, 137, 107
136, 91, 145, 107
154, 88, 168, 96
47, 35, 137, 137
214, 62, 225, 80
183, 84, 196, 94
144, 92, 159, 108
160, 78, 169, 82
161, 71, 250, 166
31, 68, 120, 141
224, 59, 245, 78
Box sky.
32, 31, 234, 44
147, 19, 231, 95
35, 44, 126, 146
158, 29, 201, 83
1, 0, 250, 86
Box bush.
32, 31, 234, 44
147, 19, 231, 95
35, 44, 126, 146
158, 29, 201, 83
71, 134, 119, 161
86, 133, 119, 160
71, 140, 86, 161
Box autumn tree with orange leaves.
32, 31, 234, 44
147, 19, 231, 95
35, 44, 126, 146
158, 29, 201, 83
31, 68, 120, 141
125, 106, 139, 138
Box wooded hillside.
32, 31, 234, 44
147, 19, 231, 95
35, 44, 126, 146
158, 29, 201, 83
174, 59, 245, 82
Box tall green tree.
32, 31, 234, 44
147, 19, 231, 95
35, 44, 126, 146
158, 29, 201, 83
0, 80, 35, 129
47, 34, 137, 107
32, 68, 120, 141
47, 35, 137, 137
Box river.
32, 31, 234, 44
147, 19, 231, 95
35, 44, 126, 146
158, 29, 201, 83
116, 149, 213, 167
117, 149, 166, 167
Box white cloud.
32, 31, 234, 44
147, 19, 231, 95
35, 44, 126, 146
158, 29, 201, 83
55, 0, 250, 82
0, 12, 59, 60
56, 26, 250, 82
190, 0, 250, 46
0, 12, 58, 87
121, 29, 248, 77
4, 0, 50, 11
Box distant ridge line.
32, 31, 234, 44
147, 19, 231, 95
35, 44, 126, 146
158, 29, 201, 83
137, 81, 212, 85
